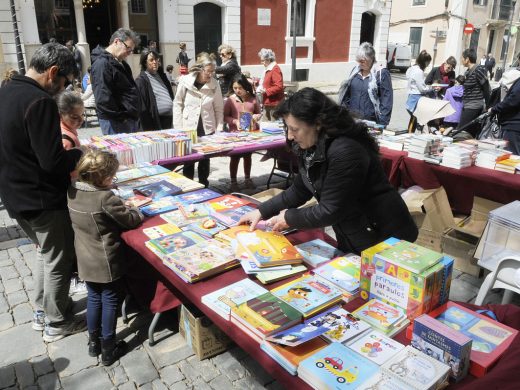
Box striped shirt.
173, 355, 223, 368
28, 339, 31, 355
146, 72, 173, 115
463, 65, 489, 109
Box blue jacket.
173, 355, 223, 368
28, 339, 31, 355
491, 78, 520, 131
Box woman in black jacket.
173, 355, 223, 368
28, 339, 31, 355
489, 77, 520, 154
215, 44, 241, 96
135, 49, 174, 130
239, 88, 418, 254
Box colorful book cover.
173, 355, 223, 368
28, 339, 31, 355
374, 241, 443, 275
201, 278, 268, 319
160, 209, 203, 228
116, 164, 169, 183
215, 225, 255, 244
206, 194, 252, 211
266, 306, 342, 346
141, 188, 221, 216
271, 275, 343, 316
348, 330, 405, 365
294, 239, 342, 268
381, 346, 450, 390
313, 254, 361, 294
360, 239, 400, 298
255, 265, 308, 284
178, 203, 212, 219
182, 218, 228, 239
321, 308, 371, 344
357, 371, 416, 390
235, 230, 303, 267
125, 194, 152, 208
412, 314, 472, 382
134, 180, 182, 199
146, 230, 206, 257
240, 260, 291, 274
298, 342, 379, 388
211, 205, 257, 227
142, 223, 182, 239
231, 292, 303, 337
239, 111, 254, 131
172, 188, 222, 205
352, 299, 405, 332
153, 171, 205, 193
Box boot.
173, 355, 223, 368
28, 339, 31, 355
88, 331, 101, 357
101, 338, 128, 366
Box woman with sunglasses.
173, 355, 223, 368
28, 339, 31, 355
215, 44, 241, 96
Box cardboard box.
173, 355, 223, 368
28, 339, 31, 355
179, 304, 231, 360
442, 229, 482, 277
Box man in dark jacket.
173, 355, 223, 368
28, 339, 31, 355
485, 53, 496, 80
91, 28, 141, 135
0, 43, 85, 342
489, 77, 520, 154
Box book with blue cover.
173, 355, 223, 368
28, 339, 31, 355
145, 230, 206, 258
116, 164, 170, 183
134, 180, 182, 199
294, 239, 341, 268
141, 188, 221, 216
298, 342, 379, 389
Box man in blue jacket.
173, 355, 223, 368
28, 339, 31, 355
0, 43, 85, 342
91, 28, 141, 135
489, 76, 520, 154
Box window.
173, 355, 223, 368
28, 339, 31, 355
501, 29, 510, 60
54, 0, 69, 9
473, 0, 487, 5
409, 27, 423, 58
130, 0, 146, 14
412, 0, 426, 5
470, 29, 481, 52
290, 0, 307, 37
487, 29, 495, 54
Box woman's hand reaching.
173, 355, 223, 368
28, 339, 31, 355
237, 209, 263, 231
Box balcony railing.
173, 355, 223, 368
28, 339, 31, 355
491, 0, 514, 20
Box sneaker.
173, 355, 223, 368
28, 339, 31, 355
32, 310, 45, 331
229, 182, 240, 193
43, 317, 87, 343
70, 277, 88, 295
244, 178, 256, 189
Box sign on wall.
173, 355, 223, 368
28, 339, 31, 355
258, 8, 271, 26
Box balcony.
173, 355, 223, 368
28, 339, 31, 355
490, 0, 515, 21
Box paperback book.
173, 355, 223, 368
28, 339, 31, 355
182, 218, 228, 239
145, 230, 206, 258
374, 241, 443, 275
348, 330, 405, 365
116, 164, 170, 183
134, 180, 182, 199
357, 371, 416, 390
255, 265, 308, 284
240, 260, 291, 275
294, 239, 342, 268
142, 223, 182, 239
125, 194, 152, 208
321, 308, 371, 344
140, 188, 221, 216
313, 254, 361, 298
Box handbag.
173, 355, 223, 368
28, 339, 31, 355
478, 114, 502, 140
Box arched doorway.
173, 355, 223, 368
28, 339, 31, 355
360, 12, 376, 44
194, 3, 222, 60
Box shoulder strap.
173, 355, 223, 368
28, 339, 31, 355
62, 133, 76, 148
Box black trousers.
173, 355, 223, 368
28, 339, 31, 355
183, 159, 210, 187
457, 107, 483, 138
159, 115, 173, 130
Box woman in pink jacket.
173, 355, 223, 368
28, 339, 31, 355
258, 48, 284, 120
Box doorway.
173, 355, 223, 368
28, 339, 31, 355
84, 1, 117, 49
194, 3, 222, 61
360, 12, 376, 44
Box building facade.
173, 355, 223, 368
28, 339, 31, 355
1, 0, 392, 83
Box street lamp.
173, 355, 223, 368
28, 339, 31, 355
10, 0, 25, 75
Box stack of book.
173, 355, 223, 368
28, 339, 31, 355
260, 121, 284, 135
494, 156, 520, 174
406, 134, 442, 161
474, 148, 511, 169
312, 254, 361, 302
378, 133, 411, 151
352, 298, 409, 337
440, 145, 474, 169
382, 128, 408, 136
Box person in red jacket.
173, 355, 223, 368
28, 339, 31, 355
257, 48, 284, 120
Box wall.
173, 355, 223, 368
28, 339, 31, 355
314, 0, 351, 62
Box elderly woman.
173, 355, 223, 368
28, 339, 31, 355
135, 49, 174, 130
338, 42, 393, 126
215, 44, 241, 96
173, 54, 223, 187
257, 48, 284, 121
239, 88, 417, 254
406, 50, 432, 132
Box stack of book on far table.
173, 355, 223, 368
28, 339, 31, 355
494, 155, 520, 174
474, 148, 511, 169
440, 144, 474, 169
406, 134, 442, 161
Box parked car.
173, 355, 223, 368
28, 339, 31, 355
387, 42, 412, 73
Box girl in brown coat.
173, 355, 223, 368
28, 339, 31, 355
68, 150, 143, 365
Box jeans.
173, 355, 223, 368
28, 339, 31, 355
86, 279, 124, 340
16, 210, 75, 325
99, 118, 139, 135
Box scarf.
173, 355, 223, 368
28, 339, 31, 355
439, 64, 450, 85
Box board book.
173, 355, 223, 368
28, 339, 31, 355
321, 308, 371, 344
142, 223, 182, 239
134, 180, 182, 199
374, 241, 443, 275
313, 254, 360, 297
294, 239, 341, 268
352, 298, 406, 335
348, 330, 405, 365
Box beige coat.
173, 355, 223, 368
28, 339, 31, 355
173, 73, 223, 134
68, 181, 143, 283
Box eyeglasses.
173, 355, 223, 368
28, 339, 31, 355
220, 52, 227, 57
120, 39, 133, 52
112, 176, 118, 184
58, 71, 73, 88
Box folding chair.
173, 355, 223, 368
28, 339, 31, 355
266, 148, 299, 189
475, 255, 520, 305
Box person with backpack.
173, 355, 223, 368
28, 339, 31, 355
176, 43, 190, 76
338, 42, 393, 127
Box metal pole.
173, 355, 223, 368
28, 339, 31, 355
291, 0, 297, 82
10, 0, 25, 75
502, 0, 517, 71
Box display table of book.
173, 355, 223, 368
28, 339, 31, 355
379, 147, 520, 215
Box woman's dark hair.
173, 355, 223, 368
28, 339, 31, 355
273, 87, 379, 153
462, 48, 477, 63
416, 50, 432, 70
230, 73, 254, 97
445, 56, 457, 68
139, 49, 160, 71
455, 75, 465, 85
166, 64, 174, 72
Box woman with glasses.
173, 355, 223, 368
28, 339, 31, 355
215, 44, 241, 96
173, 53, 223, 187
238, 88, 417, 254
135, 49, 174, 130
257, 48, 284, 121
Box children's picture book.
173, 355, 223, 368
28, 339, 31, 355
201, 278, 268, 319
313, 254, 361, 295
321, 308, 371, 344
153, 171, 205, 193
172, 188, 222, 205
357, 371, 416, 390
140, 188, 221, 217
255, 265, 308, 284
266, 306, 342, 347
211, 205, 257, 227
182, 218, 228, 239
205, 194, 252, 211
178, 203, 212, 219
240, 260, 291, 275
381, 346, 450, 390
348, 330, 405, 365
271, 274, 343, 317
374, 241, 443, 275
298, 342, 379, 389
142, 223, 182, 239
231, 292, 303, 339
428, 301, 518, 377
234, 230, 303, 268
294, 239, 342, 268
239, 111, 254, 131
215, 225, 254, 244
116, 164, 170, 183
145, 230, 206, 258
352, 299, 406, 333
411, 314, 472, 382
134, 180, 182, 199
125, 194, 153, 208
160, 209, 201, 228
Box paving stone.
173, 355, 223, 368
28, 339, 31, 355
167, 381, 190, 390
14, 360, 35, 388
36, 372, 60, 390
234, 375, 269, 390
12, 302, 33, 325
30, 355, 55, 376
159, 365, 184, 386
48, 332, 97, 377
15, 262, 31, 278
191, 377, 212, 390
24, 386, 38, 390
209, 374, 233, 390
0, 280, 3, 293
6, 289, 28, 307
145, 332, 194, 368
23, 276, 35, 291
0, 324, 46, 366
18, 244, 34, 254
151, 378, 169, 390
0, 265, 19, 280
241, 356, 274, 386
0, 257, 13, 267
187, 356, 220, 382
0, 293, 8, 313
118, 381, 137, 390
0, 250, 9, 261
106, 364, 128, 386
6, 248, 21, 259
458, 271, 485, 288
3, 278, 22, 293
0, 365, 15, 388
120, 348, 159, 386
138, 382, 153, 390
449, 277, 480, 303
0, 312, 14, 331
211, 350, 241, 370
177, 360, 201, 383
220, 359, 246, 382
60, 366, 113, 390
